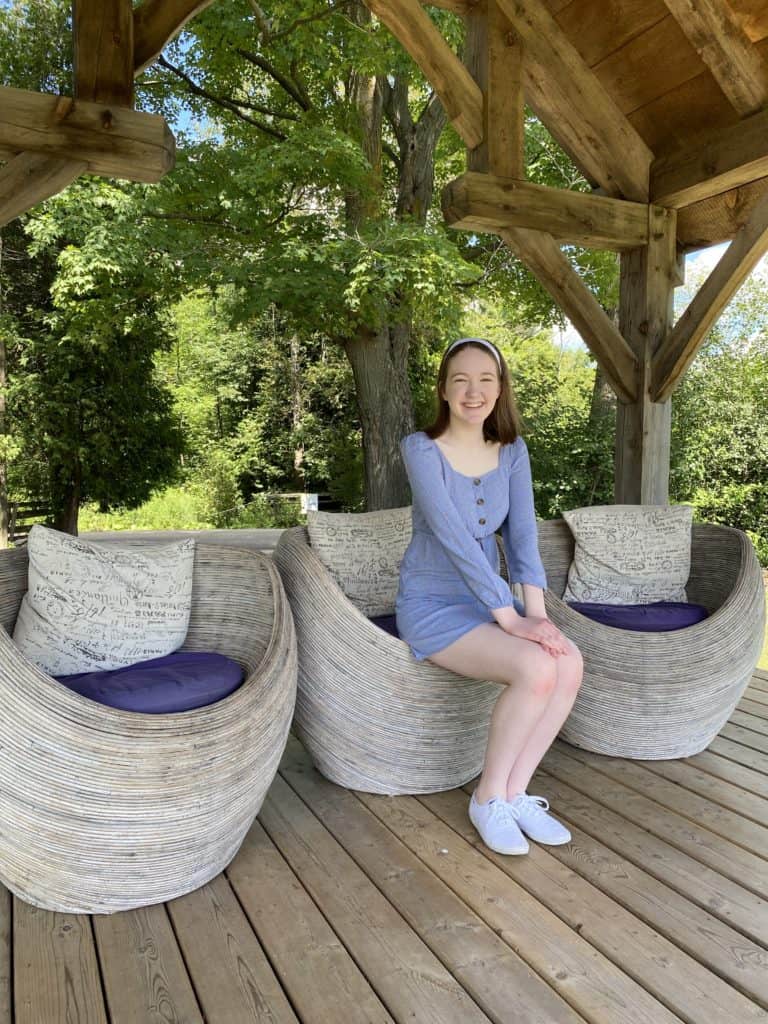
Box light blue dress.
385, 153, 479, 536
395, 431, 547, 661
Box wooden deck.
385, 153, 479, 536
3, 671, 768, 1024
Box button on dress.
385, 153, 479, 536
395, 431, 547, 661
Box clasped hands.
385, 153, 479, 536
492, 606, 569, 658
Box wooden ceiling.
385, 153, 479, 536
425, 0, 768, 250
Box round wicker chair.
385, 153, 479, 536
0, 543, 297, 914
540, 519, 766, 758
274, 526, 503, 795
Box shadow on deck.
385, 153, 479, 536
3, 669, 767, 1023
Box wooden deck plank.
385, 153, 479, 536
350, 794, 684, 1024
14, 899, 107, 1024
684, 749, 768, 798
277, 738, 584, 1024
227, 817, 395, 1024
744, 687, 768, 707
542, 748, 768, 941
420, 786, 767, 1023
740, 697, 768, 719
709, 735, 768, 773
167, 874, 298, 1024
558, 747, 768, 858
93, 904, 203, 1024
731, 710, 768, 738
722, 722, 768, 754
634, 756, 768, 826
530, 769, 768, 1007
259, 773, 491, 1024
0, 887, 10, 1024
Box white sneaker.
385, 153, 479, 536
509, 793, 571, 845
469, 793, 529, 855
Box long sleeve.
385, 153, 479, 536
401, 434, 514, 610
502, 438, 547, 590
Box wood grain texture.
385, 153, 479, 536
74, 0, 134, 105
497, 0, 652, 200
133, 0, 217, 75
278, 737, 582, 1024
228, 817, 394, 1024
653, 189, 768, 400
662, 0, 768, 115
168, 875, 298, 1024
500, 227, 637, 401
0, 152, 85, 228
259, 773, 491, 1024
651, 106, 768, 209
615, 206, 676, 504
541, 745, 768, 945
94, 904, 203, 1024
466, 1, 524, 177
443, 171, 649, 248
367, 0, 484, 148
14, 901, 107, 1024
0, 85, 174, 183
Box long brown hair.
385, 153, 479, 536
423, 338, 523, 444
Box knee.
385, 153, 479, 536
556, 641, 584, 698
510, 648, 558, 702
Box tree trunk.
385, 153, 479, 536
289, 332, 305, 486
585, 364, 615, 505
53, 461, 81, 535
344, 323, 414, 509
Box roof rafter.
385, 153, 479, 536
653, 188, 768, 401
661, 0, 768, 117
495, 0, 653, 201
133, 0, 217, 75
366, 0, 484, 149
443, 172, 649, 250
651, 106, 768, 209
501, 227, 638, 403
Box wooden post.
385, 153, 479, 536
615, 206, 677, 505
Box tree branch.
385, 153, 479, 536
235, 47, 312, 111
158, 56, 288, 139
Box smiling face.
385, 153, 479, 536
440, 346, 502, 428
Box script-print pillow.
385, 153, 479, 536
13, 525, 195, 676
562, 504, 693, 605
307, 507, 412, 617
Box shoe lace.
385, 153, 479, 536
517, 794, 550, 817
487, 798, 521, 825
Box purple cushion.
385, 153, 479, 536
370, 614, 400, 639
566, 600, 709, 632
55, 651, 244, 713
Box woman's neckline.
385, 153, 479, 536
429, 433, 502, 480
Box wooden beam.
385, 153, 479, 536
0, 86, 174, 183
651, 106, 768, 209
442, 172, 649, 250
615, 206, 677, 505
0, 153, 86, 228
466, 1, 524, 178
653, 189, 768, 401
133, 0, 217, 75
74, 0, 134, 105
501, 228, 638, 402
662, 0, 768, 117
495, 0, 653, 201
366, 0, 484, 149
678, 175, 768, 249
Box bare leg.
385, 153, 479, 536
427, 623, 559, 803
506, 641, 583, 798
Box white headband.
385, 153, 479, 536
444, 337, 502, 371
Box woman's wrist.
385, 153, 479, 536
521, 583, 546, 619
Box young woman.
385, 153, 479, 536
396, 337, 583, 855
